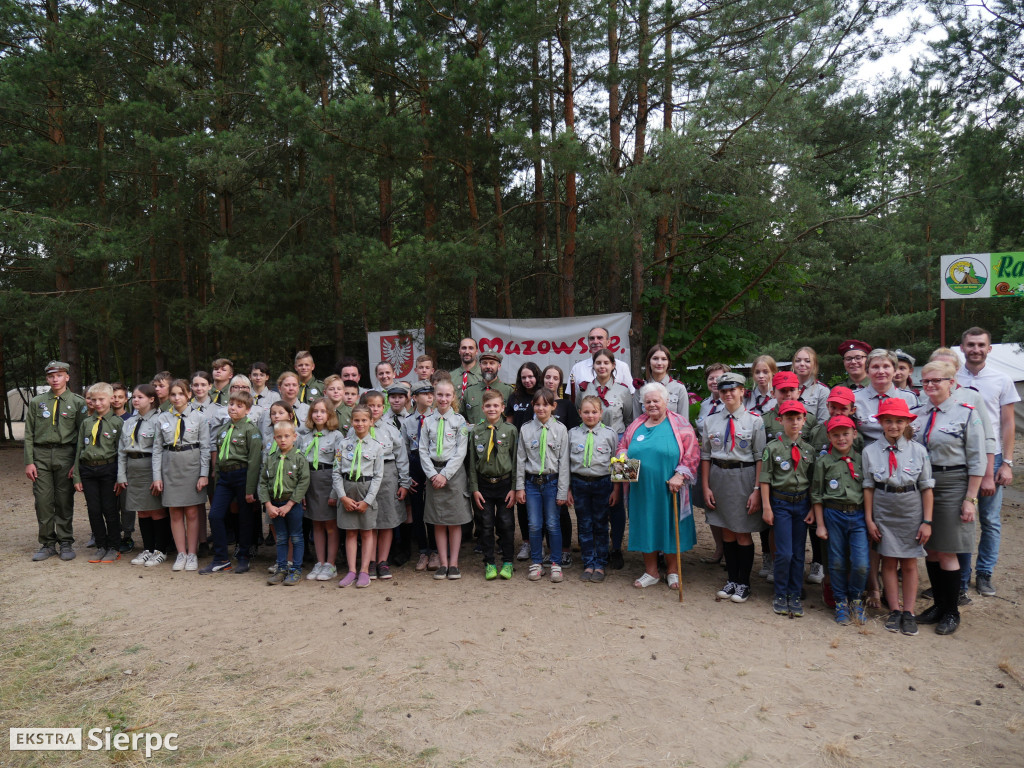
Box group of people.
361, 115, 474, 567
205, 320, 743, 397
23, 325, 1017, 634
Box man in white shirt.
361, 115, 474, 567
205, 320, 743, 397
568, 326, 634, 398
956, 327, 1018, 597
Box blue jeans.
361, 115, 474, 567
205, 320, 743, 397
209, 468, 253, 562
771, 495, 809, 598
958, 453, 1003, 586
823, 507, 869, 604
571, 475, 612, 570
526, 476, 561, 565
272, 501, 305, 571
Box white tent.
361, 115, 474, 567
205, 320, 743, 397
952, 343, 1024, 435
6, 386, 49, 422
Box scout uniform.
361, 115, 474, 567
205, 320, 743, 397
461, 378, 514, 425
252, 387, 281, 409
418, 409, 472, 526
807, 419, 864, 455
204, 416, 262, 570
633, 376, 689, 417
854, 386, 919, 444
401, 383, 435, 560
696, 396, 722, 429
862, 425, 934, 560
332, 432, 386, 530
258, 444, 311, 577
73, 409, 122, 555
25, 361, 87, 558
298, 377, 325, 405
759, 401, 815, 607
449, 363, 483, 398
761, 404, 817, 442
797, 379, 831, 423
567, 421, 617, 573
335, 402, 353, 433
468, 418, 518, 567
210, 385, 228, 405
153, 406, 210, 508
259, 401, 309, 446
838, 339, 872, 392
575, 378, 633, 435
299, 428, 346, 523
516, 415, 571, 570
743, 387, 776, 417
370, 417, 412, 530
810, 414, 868, 614
117, 408, 162, 511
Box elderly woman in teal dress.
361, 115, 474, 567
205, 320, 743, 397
617, 382, 701, 589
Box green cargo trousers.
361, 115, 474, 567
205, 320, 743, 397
32, 445, 77, 546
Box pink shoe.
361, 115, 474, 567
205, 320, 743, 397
338, 571, 357, 588
356, 571, 371, 588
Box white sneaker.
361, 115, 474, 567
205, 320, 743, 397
144, 550, 166, 567
131, 550, 153, 565
317, 564, 337, 581
172, 552, 188, 571
550, 563, 563, 583
516, 542, 530, 561
268, 562, 279, 574
528, 563, 543, 581
307, 563, 324, 580
185, 554, 198, 571
807, 562, 825, 584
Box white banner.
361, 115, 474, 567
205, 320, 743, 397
367, 329, 426, 381
470, 313, 632, 384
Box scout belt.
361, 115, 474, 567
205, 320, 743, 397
877, 484, 914, 494
712, 459, 755, 469
931, 464, 966, 473
770, 489, 809, 502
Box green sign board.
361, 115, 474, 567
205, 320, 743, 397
940, 252, 1024, 299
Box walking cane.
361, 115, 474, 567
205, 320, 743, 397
672, 489, 683, 604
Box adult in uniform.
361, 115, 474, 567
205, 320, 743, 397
854, 349, 919, 444
25, 361, 87, 561
460, 352, 514, 425
838, 339, 871, 391
450, 337, 483, 397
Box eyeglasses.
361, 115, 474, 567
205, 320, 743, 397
921, 378, 951, 386
843, 355, 867, 363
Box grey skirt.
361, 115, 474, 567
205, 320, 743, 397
424, 466, 472, 526
125, 456, 163, 512
304, 466, 335, 522
375, 461, 403, 530
160, 448, 207, 507
872, 487, 926, 558
928, 469, 975, 554
704, 463, 766, 534
337, 479, 377, 530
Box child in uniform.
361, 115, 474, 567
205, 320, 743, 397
152, 379, 210, 571
362, 390, 411, 579
468, 389, 518, 580
333, 404, 385, 588
806, 387, 863, 455
419, 378, 472, 580
210, 358, 234, 404
201, 390, 262, 574
744, 355, 777, 416
337, 379, 359, 433
261, 422, 310, 585
110, 381, 135, 553
701, 372, 766, 603
516, 388, 571, 583
250, 362, 280, 409
863, 398, 934, 636
294, 350, 325, 404
301, 398, 345, 581
811, 414, 868, 625
414, 355, 436, 382
152, 371, 173, 412
761, 371, 817, 442
792, 346, 831, 423
118, 385, 170, 566
402, 381, 438, 570
567, 395, 618, 582
73, 383, 123, 563
759, 400, 815, 617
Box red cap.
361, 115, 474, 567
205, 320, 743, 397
876, 398, 916, 421
838, 339, 872, 357
826, 414, 857, 432
778, 399, 807, 415
772, 371, 799, 389
827, 386, 855, 405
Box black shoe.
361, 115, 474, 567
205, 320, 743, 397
958, 589, 973, 606
936, 612, 960, 635
900, 611, 918, 636
235, 558, 251, 574
920, 587, 933, 600
916, 604, 942, 625
119, 537, 134, 554
884, 610, 902, 633
86, 536, 97, 548
608, 550, 624, 570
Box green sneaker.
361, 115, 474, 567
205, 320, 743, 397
499, 562, 514, 580
484, 563, 498, 580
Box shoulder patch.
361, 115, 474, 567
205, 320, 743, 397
958, 402, 975, 410
578, 381, 588, 391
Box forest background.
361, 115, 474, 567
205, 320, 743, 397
2, 0, 1023, 437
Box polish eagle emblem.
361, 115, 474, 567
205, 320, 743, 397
381, 334, 414, 378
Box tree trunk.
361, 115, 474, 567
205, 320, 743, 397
531, 31, 547, 312
629, 0, 651, 371
557, 1, 576, 317
655, 0, 674, 346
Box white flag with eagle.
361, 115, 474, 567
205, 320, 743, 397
367, 329, 425, 380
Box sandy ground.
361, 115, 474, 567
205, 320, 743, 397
1, 443, 1023, 767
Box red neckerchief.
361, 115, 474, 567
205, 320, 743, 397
827, 445, 858, 479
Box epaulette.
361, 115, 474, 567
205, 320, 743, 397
958, 402, 975, 410
632, 378, 645, 390
578, 381, 589, 392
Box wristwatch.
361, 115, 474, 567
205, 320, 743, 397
964, 496, 979, 505
1003, 460, 1014, 467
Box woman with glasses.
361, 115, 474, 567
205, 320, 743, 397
912, 360, 985, 635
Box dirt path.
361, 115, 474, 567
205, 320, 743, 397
1, 445, 1022, 767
